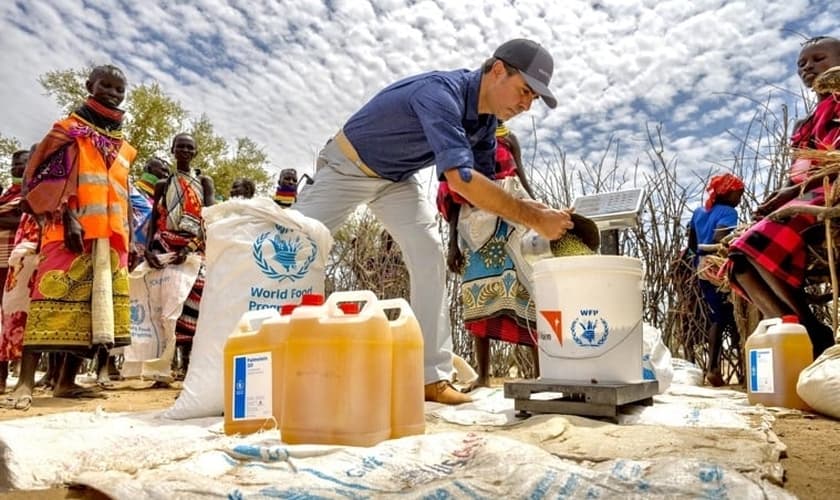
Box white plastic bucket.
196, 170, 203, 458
532, 255, 644, 383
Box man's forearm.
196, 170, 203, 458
443, 168, 537, 226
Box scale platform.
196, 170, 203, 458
572, 188, 645, 231
504, 378, 659, 422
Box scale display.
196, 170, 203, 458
572, 188, 645, 230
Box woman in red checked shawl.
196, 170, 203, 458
145, 133, 215, 381
437, 122, 537, 388
727, 36, 840, 359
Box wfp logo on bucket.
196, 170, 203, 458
570, 309, 609, 347
252, 225, 317, 282
130, 301, 145, 324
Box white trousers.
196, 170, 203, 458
293, 138, 454, 383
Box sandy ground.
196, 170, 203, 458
0, 381, 837, 499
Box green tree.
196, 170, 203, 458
212, 138, 272, 197
124, 82, 188, 170
38, 67, 89, 114
184, 116, 270, 197
186, 114, 228, 173
0, 133, 23, 191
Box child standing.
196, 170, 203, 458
437, 123, 539, 387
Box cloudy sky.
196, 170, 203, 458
0, 0, 837, 190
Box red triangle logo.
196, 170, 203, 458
539, 310, 562, 345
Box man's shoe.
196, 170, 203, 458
424, 380, 472, 405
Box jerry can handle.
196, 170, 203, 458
753, 317, 782, 337
325, 290, 381, 318
235, 308, 282, 333
378, 297, 413, 322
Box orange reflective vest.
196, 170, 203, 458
42, 117, 136, 249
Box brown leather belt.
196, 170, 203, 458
334, 130, 380, 178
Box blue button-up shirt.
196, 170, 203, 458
343, 68, 497, 182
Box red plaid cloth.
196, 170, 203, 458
729, 96, 840, 289
729, 194, 823, 287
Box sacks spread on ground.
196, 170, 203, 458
671, 358, 705, 386
165, 197, 332, 419
0, 385, 792, 498
121, 253, 202, 379
642, 323, 674, 393
797, 344, 840, 419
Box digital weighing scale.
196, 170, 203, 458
504, 188, 658, 422
573, 188, 645, 255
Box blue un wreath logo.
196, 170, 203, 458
252, 225, 317, 283
570, 309, 610, 347
130, 301, 145, 324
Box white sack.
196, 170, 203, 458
165, 197, 332, 419
642, 323, 674, 393
122, 254, 202, 380
797, 344, 840, 419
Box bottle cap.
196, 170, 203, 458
338, 303, 359, 314
300, 293, 324, 306
781, 315, 799, 324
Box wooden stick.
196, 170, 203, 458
824, 176, 839, 339
769, 205, 840, 221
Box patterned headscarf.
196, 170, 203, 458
705, 173, 744, 210
274, 168, 298, 207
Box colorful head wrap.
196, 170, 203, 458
274, 168, 298, 207
705, 173, 744, 210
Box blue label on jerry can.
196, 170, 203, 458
233, 355, 247, 419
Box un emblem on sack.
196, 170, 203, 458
570, 309, 609, 347
130, 302, 145, 324
252, 225, 317, 283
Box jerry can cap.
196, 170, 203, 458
280, 304, 297, 315
338, 302, 360, 314
300, 293, 325, 306
781, 315, 800, 324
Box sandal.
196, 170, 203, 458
0, 395, 32, 411
53, 385, 107, 399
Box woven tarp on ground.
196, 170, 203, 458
0, 385, 792, 499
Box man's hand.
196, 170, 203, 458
172, 248, 189, 265
62, 209, 85, 254
754, 186, 799, 219
446, 241, 464, 274
144, 249, 165, 269
528, 205, 575, 240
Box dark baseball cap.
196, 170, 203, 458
493, 39, 557, 109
